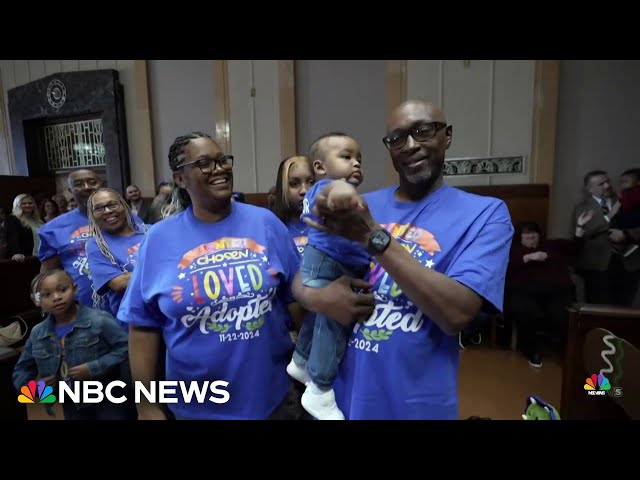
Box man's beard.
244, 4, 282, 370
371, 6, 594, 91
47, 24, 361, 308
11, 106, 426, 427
403, 161, 442, 186
405, 168, 433, 185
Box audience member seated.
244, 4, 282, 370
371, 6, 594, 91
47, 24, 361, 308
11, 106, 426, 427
505, 222, 576, 368
39, 198, 60, 224
6, 194, 43, 262
52, 194, 68, 214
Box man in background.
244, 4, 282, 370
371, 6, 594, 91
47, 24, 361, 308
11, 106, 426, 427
573, 170, 640, 306
125, 184, 152, 223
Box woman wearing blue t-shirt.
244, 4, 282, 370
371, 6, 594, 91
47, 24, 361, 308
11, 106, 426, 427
273, 155, 315, 254
118, 132, 302, 420
86, 188, 148, 319
273, 155, 315, 342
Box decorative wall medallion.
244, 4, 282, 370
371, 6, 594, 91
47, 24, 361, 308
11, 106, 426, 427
46, 79, 67, 110
444, 156, 525, 176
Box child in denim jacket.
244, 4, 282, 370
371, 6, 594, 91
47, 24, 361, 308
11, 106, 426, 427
287, 132, 369, 420
12, 269, 131, 420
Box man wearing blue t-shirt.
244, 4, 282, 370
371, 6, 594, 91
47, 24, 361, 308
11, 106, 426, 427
38, 169, 102, 307
294, 100, 514, 420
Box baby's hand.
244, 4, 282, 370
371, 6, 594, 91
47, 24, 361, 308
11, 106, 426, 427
610, 201, 621, 218
326, 180, 363, 212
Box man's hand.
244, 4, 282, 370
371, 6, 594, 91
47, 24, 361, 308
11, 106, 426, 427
293, 274, 375, 327
325, 180, 365, 212
304, 181, 378, 246
609, 201, 621, 218
609, 229, 626, 243
577, 210, 594, 227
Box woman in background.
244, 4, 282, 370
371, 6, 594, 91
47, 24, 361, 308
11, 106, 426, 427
86, 188, 147, 320
273, 156, 315, 417
6, 194, 43, 262
52, 194, 68, 214
273, 156, 315, 339
273, 156, 315, 255
147, 181, 175, 224
39, 198, 60, 223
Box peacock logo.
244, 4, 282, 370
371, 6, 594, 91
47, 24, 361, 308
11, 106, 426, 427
17, 380, 56, 404
584, 373, 611, 396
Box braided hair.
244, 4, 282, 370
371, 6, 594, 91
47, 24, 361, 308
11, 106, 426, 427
30, 269, 73, 310
165, 132, 217, 217
31, 269, 72, 296
86, 188, 148, 309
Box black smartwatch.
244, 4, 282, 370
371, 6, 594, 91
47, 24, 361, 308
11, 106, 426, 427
366, 228, 392, 256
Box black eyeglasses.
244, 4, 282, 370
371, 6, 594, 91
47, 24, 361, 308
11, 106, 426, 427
174, 155, 234, 174
93, 201, 122, 215
382, 122, 448, 150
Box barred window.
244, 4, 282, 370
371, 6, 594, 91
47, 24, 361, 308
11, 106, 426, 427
44, 118, 106, 170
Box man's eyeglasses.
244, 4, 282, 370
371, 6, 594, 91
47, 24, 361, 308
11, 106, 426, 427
93, 201, 122, 215
174, 155, 234, 174
382, 122, 448, 150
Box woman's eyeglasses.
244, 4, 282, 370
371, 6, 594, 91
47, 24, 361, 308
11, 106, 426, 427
93, 201, 123, 215
174, 155, 234, 174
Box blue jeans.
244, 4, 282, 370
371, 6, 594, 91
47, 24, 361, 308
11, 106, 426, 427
294, 245, 369, 389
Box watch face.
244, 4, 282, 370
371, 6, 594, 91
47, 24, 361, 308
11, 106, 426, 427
369, 229, 390, 253
373, 231, 386, 247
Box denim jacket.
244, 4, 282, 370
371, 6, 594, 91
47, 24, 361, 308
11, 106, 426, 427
12, 304, 128, 392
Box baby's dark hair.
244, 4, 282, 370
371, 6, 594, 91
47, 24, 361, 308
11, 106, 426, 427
30, 269, 73, 295
165, 132, 217, 215
621, 168, 640, 182
308, 131, 350, 163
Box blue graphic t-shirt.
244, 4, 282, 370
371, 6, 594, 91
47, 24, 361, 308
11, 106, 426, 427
55, 321, 75, 339
334, 184, 514, 419
118, 203, 301, 420
86, 229, 147, 318
285, 219, 314, 331
301, 179, 370, 267
287, 220, 309, 256
38, 209, 93, 307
